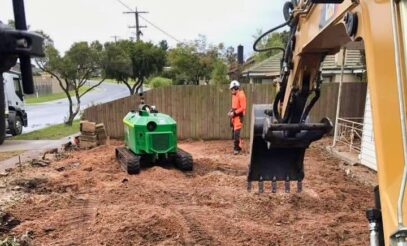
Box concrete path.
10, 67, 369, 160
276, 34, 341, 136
0, 140, 64, 152
0, 135, 77, 172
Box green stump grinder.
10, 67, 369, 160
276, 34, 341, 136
115, 104, 193, 174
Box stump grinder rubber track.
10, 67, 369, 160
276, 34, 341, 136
115, 147, 193, 174
115, 147, 141, 174
175, 148, 193, 171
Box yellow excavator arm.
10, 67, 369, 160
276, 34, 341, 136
249, 0, 407, 244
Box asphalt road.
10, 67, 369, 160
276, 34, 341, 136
23, 82, 133, 133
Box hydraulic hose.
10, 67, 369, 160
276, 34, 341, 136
253, 20, 290, 53
300, 88, 320, 123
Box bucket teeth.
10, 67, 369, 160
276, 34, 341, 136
247, 181, 252, 192
272, 178, 277, 193
285, 176, 290, 193
245, 180, 303, 193
285, 181, 290, 193
297, 181, 303, 192
258, 177, 264, 193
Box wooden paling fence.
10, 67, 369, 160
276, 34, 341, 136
83, 83, 367, 139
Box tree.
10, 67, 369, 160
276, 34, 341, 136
104, 40, 166, 95
159, 40, 169, 51
168, 43, 201, 85
199, 44, 222, 83
223, 46, 237, 66
168, 36, 225, 85
104, 40, 133, 93
253, 30, 288, 62
167, 35, 235, 85
210, 60, 228, 85
131, 41, 166, 93
36, 41, 106, 126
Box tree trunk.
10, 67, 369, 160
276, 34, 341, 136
65, 94, 75, 126
131, 80, 140, 95
65, 89, 81, 126
64, 79, 75, 126
136, 78, 144, 94
121, 79, 134, 95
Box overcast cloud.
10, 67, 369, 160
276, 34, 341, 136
0, 0, 287, 58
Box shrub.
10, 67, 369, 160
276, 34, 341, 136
148, 77, 173, 88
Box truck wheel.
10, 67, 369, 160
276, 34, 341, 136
10, 115, 23, 136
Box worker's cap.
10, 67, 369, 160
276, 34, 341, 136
229, 80, 240, 89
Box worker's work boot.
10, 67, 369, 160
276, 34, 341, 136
233, 147, 242, 155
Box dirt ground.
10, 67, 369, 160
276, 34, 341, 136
0, 138, 377, 245
0, 151, 23, 162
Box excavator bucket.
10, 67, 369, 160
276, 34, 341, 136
247, 104, 333, 193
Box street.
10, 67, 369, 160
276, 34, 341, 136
23, 81, 134, 133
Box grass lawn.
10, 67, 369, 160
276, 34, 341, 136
25, 86, 94, 104
0, 150, 24, 161
11, 120, 80, 140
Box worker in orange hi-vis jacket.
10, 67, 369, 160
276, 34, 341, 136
227, 80, 247, 155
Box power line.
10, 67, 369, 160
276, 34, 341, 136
139, 16, 181, 43
115, 0, 181, 43
116, 0, 132, 11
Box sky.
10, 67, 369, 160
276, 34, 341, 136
0, 0, 288, 58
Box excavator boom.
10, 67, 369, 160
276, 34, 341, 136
248, 0, 407, 244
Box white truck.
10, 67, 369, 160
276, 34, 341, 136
1, 71, 27, 143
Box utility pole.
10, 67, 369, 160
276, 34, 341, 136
124, 7, 148, 41
111, 35, 120, 42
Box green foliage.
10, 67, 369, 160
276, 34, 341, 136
11, 120, 80, 140
210, 60, 229, 85
159, 40, 169, 51
168, 35, 231, 85
168, 43, 201, 85
148, 77, 173, 88
104, 40, 166, 94
103, 40, 133, 83
39, 41, 104, 82
59, 41, 103, 80
253, 30, 289, 62
36, 40, 106, 125
223, 46, 237, 65
131, 41, 166, 83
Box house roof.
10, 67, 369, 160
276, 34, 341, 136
321, 49, 365, 70
242, 49, 365, 78
241, 53, 283, 77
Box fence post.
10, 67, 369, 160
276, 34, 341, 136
332, 48, 347, 147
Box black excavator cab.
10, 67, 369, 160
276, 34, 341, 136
247, 104, 332, 193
